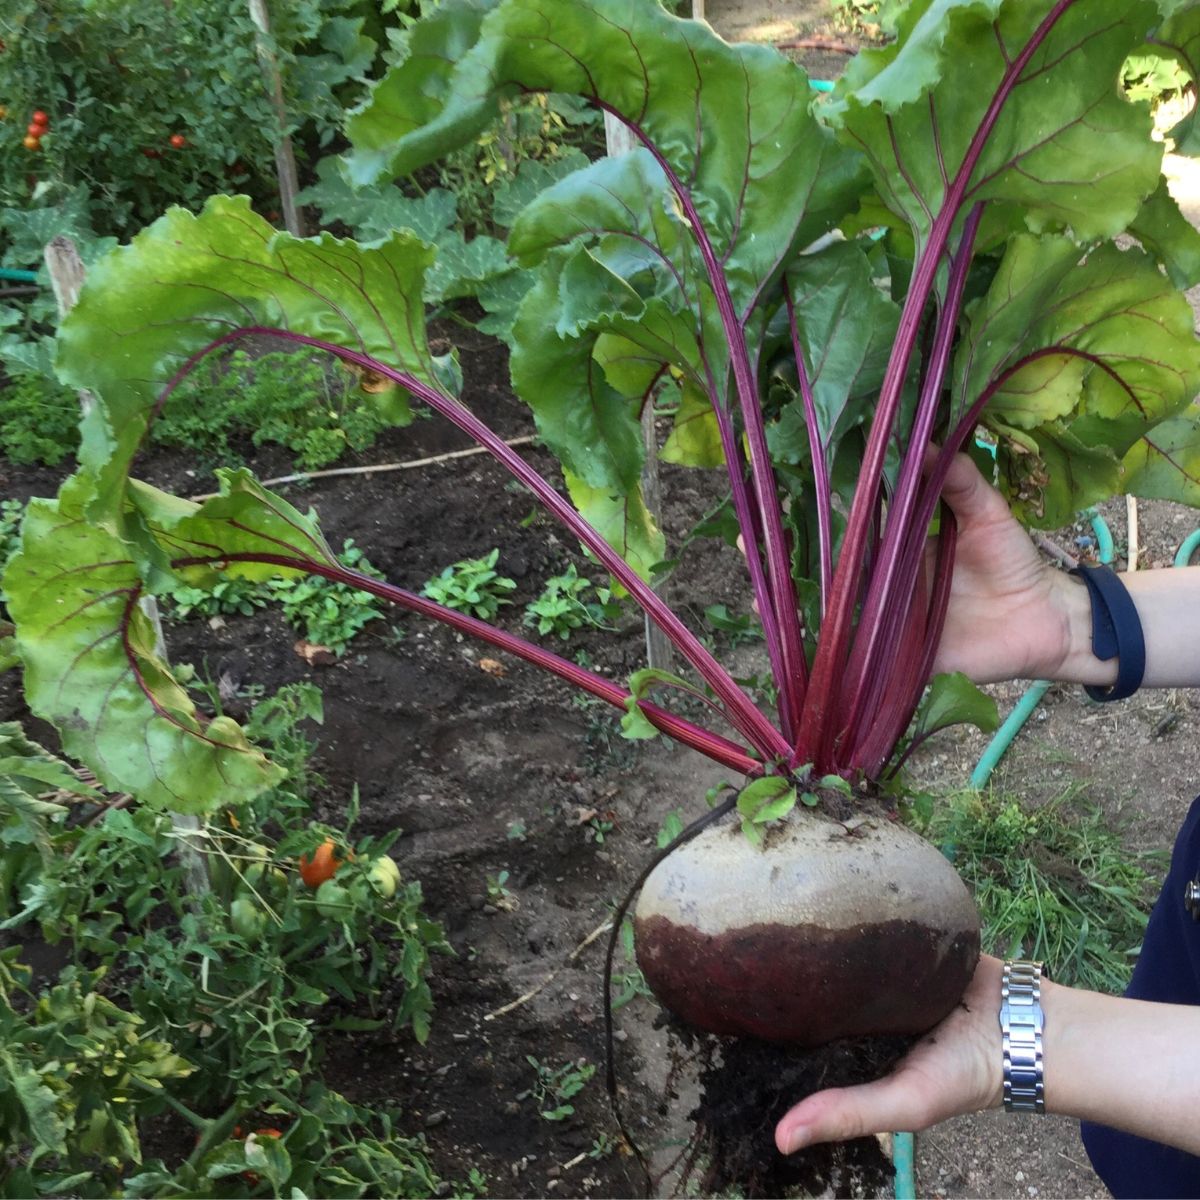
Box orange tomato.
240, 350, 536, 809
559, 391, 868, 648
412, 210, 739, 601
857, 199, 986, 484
298, 838, 345, 888
22, 134, 39, 151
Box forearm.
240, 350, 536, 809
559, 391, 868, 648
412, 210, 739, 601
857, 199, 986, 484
1043, 978, 1200, 1155
1048, 565, 1200, 689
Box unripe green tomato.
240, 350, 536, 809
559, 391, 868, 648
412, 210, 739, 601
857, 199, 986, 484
230, 897, 267, 940
314, 879, 353, 921
367, 855, 401, 898
243, 860, 288, 902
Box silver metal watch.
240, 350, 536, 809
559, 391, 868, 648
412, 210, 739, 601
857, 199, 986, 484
999, 959, 1046, 1114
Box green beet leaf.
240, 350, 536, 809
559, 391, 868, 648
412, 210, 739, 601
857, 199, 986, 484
830, 0, 1162, 258
952, 235, 1200, 523
912, 672, 1000, 742
57, 195, 445, 520
2, 476, 294, 814
1123, 412, 1200, 505
767, 241, 901, 471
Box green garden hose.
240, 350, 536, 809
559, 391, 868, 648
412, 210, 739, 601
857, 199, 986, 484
0, 267, 38, 283
893, 1131, 917, 1200
1175, 528, 1200, 568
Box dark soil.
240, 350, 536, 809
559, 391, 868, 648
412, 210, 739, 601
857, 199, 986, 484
686, 1031, 907, 1199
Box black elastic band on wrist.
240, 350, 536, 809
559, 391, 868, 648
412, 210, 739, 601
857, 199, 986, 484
1069, 563, 1145, 702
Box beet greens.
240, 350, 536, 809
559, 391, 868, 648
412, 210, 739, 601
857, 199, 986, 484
8, 0, 1200, 812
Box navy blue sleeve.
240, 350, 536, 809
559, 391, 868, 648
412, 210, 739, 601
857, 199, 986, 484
1080, 795, 1200, 1199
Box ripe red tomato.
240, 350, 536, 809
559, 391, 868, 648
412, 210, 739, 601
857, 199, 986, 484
169, 132, 186, 149
22, 135, 40, 151
298, 839, 345, 888
31, 109, 48, 125
27, 122, 43, 136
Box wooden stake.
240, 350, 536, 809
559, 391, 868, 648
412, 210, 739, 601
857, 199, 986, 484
1126, 495, 1140, 571
44, 238, 94, 418
44, 234, 212, 900
247, 0, 306, 237
692, 0, 705, 19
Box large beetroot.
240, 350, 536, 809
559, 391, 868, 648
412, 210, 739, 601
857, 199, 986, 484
635, 811, 980, 1044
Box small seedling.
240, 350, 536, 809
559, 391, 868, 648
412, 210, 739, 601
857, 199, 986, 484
656, 810, 684, 849
168, 576, 270, 620
268, 539, 385, 653
505, 820, 527, 841
519, 1056, 595, 1121
422, 549, 516, 620
611, 919, 653, 1010
523, 565, 615, 639
585, 813, 615, 844
588, 1133, 615, 1160
703, 603, 762, 648
485, 870, 516, 910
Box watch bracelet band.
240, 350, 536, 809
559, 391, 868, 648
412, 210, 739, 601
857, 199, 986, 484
1069, 564, 1146, 702
1000, 959, 1046, 1114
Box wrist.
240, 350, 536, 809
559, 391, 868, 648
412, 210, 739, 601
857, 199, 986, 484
1042, 573, 1119, 688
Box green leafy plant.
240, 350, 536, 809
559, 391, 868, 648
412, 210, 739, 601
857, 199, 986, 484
0, 960, 193, 1197
519, 1056, 595, 1122
703, 604, 762, 648
0, 498, 25, 568
269, 539, 387, 653
422, 549, 516, 620
0, 370, 81, 465
158, 347, 411, 470
610, 918, 653, 1010
0, 0, 385, 239
523, 564, 615, 639
0, 685, 452, 1195
168, 576, 272, 621
484, 869, 515, 908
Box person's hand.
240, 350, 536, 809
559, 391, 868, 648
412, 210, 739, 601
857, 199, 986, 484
775, 955, 1004, 1155
931, 453, 1079, 683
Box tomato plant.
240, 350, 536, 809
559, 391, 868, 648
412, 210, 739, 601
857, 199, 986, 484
0, 686, 450, 1195
0, 0, 393, 241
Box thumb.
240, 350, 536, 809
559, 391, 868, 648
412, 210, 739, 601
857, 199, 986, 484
938, 451, 1008, 528
775, 1072, 937, 1154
